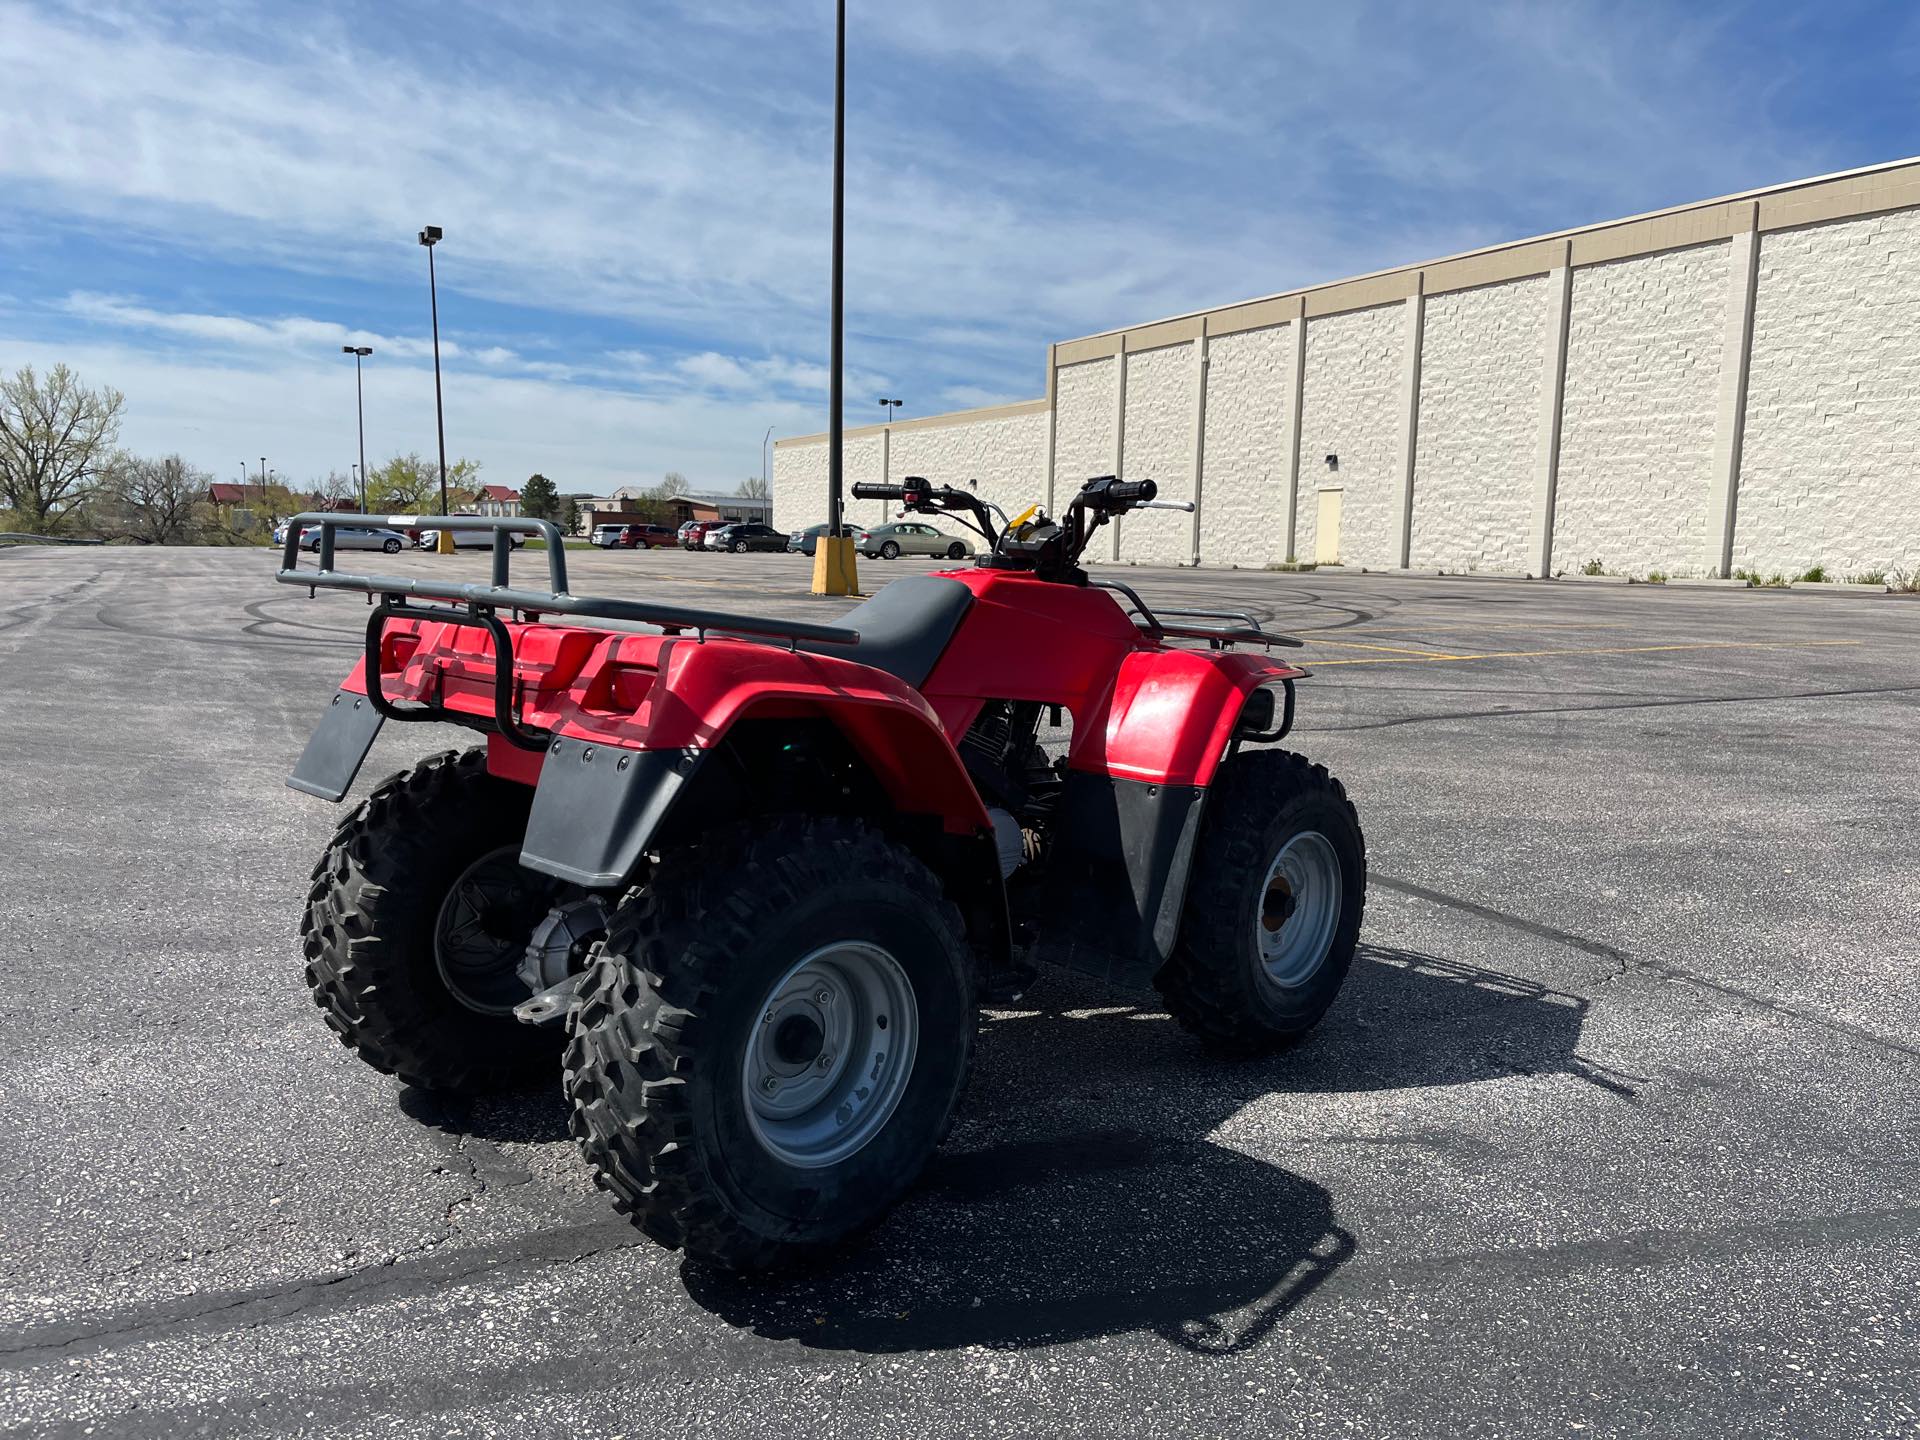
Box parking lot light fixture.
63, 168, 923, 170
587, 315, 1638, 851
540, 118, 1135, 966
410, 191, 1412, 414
418, 225, 453, 552
878, 397, 902, 424
342, 345, 373, 511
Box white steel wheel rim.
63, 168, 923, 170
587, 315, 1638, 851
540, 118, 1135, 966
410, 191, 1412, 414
1256, 831, 1342, 989
742, 941, 919, 1170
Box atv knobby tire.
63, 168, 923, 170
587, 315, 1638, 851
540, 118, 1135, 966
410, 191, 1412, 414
302, 747, 561, 1092
1156, 749, 1366, 1055
564, 817, 974, 1270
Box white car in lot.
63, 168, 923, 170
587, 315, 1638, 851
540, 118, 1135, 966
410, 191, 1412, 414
414, 526, 523, 551
299, 524, 410, 554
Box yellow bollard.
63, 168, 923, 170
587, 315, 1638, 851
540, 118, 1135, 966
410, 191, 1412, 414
436, 528, 456, 555
810, 535, 860, 597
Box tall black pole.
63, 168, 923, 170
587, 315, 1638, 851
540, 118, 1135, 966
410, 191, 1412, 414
826, 0, 845, 537
427, 244, 449, 517
353, 352, 369, 510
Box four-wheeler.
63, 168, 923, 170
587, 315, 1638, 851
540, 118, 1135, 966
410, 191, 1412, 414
277, 474, 1366, 1270
857, 519, 974, 561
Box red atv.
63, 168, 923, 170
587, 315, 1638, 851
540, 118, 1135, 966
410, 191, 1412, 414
280, 475, 1365, 1269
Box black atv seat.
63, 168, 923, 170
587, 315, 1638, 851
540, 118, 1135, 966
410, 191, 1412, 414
797, 575, 973, 688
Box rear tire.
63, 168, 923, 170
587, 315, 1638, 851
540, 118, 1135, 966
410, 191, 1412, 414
564, 817, 975, 1270
301, 748, 562, 1092
732, 539, 747, 553
880, 541, 901, 560
946, 542, 966, 560
1155, 749, 1365, 1055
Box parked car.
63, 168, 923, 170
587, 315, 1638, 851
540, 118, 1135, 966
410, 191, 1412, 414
414, 525, 523, 551
304, 524, 410, 554
679, 520, 727, 550
593, 523, 675, 549
704, 522, 788, 553
786, 523, 859, 556
855, 521, 975, 561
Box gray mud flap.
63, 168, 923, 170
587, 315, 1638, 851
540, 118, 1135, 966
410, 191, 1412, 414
519, 737, 695, 888
287, 690, 385, 802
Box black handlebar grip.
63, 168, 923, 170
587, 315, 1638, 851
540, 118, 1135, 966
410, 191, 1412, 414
1108, 478, 1158, 504
850, 483, 906, 500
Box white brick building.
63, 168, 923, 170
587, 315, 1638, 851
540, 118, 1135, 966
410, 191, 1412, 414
775, 158, 1920, 580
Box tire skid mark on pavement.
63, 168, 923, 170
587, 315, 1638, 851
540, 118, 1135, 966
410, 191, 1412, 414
1304, 681, 1920, 731
1308, 638, 1865, 667
1375, 875, 1920, 1062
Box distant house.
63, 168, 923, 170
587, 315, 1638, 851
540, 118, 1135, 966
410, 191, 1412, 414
470, 484, 522, 517
206, 483, 251, 505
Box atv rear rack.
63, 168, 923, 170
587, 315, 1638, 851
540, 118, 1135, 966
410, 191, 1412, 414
277, 512, 864, 752
277, 512, 863, 646
1090, 578, 1304, 651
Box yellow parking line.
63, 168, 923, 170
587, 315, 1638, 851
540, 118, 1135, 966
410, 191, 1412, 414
1310, 638, 1865, 667
1299, 636, 1469, 658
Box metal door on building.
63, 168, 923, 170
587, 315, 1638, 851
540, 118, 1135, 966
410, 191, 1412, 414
1315, 488, 1342, 564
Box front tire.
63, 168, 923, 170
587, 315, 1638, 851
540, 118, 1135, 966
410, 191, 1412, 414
1155, 750, 1365, 1055
565, 817, 975, 1270
301, 748, 562, 1092
382, 537, 401, 553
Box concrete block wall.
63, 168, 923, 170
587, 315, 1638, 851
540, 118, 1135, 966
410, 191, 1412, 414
1410, 276, 1545, 572
1296, 305, 1404, 571
1734, 208, 1920, 577
1197, 323, 1291, 567
1553, 242, 1728, 578
776, 159, 1920, 580
1115, 342, 1197, 565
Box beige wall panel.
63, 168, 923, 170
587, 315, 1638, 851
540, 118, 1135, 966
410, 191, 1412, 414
1554, 242, 1729, 576
888, 406, 1049, 547
1052, 357, 1118, 501
1116, 343, 1197, 564
1198, 323, 1291, 567
771, 441, 826, 532
1409, 275, 1547, 571
1733, 208, 1920, 577
1295, 305, 1405, 569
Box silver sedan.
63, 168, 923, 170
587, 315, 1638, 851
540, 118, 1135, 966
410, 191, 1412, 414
855, 521, 975, 561
303, 525, 411, 554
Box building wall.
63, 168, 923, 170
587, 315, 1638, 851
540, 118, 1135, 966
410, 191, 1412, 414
888, 406, 1047, 535
1734, 207, 1920, 578
1553, 242, 1728, 578
1053, 357, 1116, 504
1115, 342, 1197, 565
777, 160, 1920, 581
1410, 276, 1545, 572
1296, 304, 1404, 569
1198, 323, 1291, 567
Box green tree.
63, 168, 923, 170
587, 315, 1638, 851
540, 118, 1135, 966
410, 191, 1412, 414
0, 363, 125, 534
366, 452, 481, 513
520, 472, 563, 523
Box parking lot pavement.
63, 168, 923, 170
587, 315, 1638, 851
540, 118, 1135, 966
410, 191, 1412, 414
2, 544, 1917, 1438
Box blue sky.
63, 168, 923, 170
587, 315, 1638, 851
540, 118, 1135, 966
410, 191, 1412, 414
2, 0, 1915, 494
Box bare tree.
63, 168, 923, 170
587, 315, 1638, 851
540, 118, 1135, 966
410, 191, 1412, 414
0, 364, 125, 533
737, 474, 770, 500
108, 453, 213, 544
662, 471, 688, 492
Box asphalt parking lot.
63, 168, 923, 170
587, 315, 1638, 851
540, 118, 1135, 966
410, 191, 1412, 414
2, 543, 1916, 1438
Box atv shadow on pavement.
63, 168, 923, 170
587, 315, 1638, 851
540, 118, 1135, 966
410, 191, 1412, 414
682, 943, 1612, 1353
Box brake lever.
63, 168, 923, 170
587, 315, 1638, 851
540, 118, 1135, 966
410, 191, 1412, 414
1136, 499, 1196, 513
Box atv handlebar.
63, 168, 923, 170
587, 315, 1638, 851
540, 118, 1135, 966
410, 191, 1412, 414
850, 483, 906, 502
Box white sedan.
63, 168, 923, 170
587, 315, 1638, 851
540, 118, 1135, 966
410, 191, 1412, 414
414, 526, 524, 551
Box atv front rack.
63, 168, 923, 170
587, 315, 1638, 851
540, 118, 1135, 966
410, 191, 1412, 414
277, 512, 862, 751
1090, 578, 1304, 651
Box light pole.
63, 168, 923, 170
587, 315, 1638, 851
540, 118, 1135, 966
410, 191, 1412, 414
418, 225, 451, 551
342, 345, 372, 511
762, 425, 774, 495
877, 396, 902, 423
351, 463, 361, 510
259, 456, 268, 506
811, 0, 854, 595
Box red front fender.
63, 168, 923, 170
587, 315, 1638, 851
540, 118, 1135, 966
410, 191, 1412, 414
1081, 647, 1307, 787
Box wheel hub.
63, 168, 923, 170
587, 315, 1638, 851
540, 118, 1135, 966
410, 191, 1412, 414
434, 846, 557, 1015
742, 942, 918, 1169
1254, 831, 1342, 990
